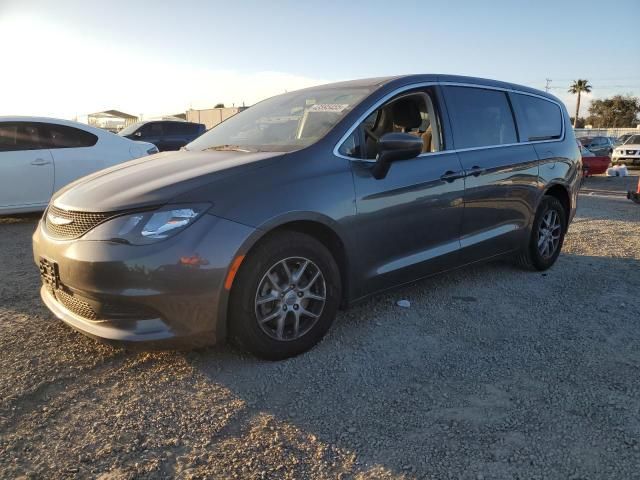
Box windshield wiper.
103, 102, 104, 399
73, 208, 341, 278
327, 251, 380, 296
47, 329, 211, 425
203, 144, 255, 153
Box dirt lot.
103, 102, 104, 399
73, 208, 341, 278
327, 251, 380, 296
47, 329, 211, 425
1, 175, 639, 480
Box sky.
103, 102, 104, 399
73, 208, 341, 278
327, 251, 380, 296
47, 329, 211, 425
1, 0, 639, 121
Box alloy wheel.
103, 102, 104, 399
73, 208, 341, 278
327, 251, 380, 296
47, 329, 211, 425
254, 257, 326, 341
537, 210, 561, 258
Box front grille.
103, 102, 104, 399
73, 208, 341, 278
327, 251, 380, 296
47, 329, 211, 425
627, 150, 637, 155
45, 205, 111, 239
54, 288, 98, 320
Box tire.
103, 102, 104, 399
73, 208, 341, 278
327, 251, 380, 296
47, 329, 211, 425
517, 195, 567, 271
228, 230, 341, 360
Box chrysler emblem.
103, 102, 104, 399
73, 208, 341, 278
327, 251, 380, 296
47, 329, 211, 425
47, 213, 74, 226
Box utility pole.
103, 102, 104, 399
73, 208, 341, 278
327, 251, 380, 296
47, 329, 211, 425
545, 78, 552, 93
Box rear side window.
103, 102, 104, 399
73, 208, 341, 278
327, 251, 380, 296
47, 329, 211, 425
165, 122, 183, 135
512, 93, 563, 141
44, 124, 98, 148
443, 86, 517, 149
183, 123, 202, 135
166, 122, 200, 135
0, 122, 48, 151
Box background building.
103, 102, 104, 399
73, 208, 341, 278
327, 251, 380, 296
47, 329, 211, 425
186, 106, 247, 130
86, 110, 138, 132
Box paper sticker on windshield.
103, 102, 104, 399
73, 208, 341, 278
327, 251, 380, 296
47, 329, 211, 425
308, 103, 349, 113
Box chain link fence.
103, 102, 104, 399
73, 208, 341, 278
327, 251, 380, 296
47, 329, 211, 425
574, 127, 640, 138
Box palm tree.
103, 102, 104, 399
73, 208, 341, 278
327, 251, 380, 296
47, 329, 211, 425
568, 79, 592, 127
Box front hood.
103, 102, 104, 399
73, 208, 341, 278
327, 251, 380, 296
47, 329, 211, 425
617, 144, 640, 150
53, 150, 283, 212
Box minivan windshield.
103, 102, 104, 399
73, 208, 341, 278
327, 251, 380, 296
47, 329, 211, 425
186, 86, 372, 153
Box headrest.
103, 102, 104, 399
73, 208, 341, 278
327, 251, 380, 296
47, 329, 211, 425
391, 99, 422, 130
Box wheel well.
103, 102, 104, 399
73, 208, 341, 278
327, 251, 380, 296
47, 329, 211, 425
544, 184, 570, 221
264, 221, 349, 305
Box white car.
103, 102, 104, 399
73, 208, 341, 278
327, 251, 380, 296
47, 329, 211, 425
612, 134, 640, 167
0, 117, 158, 214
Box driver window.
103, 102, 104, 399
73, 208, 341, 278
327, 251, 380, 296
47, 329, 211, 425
339, 90, 443, 160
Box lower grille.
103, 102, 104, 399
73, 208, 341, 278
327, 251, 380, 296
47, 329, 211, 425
54, 288, 98, 320
50, 287, 159, 322
45, 205, 112, 239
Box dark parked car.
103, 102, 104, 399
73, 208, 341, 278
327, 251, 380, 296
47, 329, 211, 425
33, 75, 581, 359
119, 120, 205, 151
578, 136, 615, 156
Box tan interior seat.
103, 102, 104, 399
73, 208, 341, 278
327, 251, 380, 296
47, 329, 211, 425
365, 96, 436, 157
421, 125, 433, 153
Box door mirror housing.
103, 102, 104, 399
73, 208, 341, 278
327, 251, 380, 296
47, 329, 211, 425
372, 132, 423, 179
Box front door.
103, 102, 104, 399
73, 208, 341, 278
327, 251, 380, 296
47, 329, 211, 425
343, 88, 466, 297
0, 122, 54, 209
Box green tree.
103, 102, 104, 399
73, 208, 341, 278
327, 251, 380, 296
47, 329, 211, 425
214, 103, 225, 108
568, 79, 592, 128
586, 95, 640, 128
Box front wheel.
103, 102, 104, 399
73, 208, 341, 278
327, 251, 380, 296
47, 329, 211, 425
228, 231, 341, 360
517, 195, 567, 271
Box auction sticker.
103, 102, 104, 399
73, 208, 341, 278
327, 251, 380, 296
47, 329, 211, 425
308, 103, 349, 113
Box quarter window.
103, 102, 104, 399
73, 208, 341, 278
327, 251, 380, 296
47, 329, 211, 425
443, 86, 518, 149
513, 93, 562, 141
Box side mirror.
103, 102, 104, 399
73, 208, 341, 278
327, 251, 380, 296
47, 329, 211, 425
371, 132, 423, 179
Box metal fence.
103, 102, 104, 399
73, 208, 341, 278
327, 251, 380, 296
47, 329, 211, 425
574, 127, 640, 138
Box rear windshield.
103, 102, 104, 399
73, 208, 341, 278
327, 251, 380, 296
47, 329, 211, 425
186, 86, 372, 153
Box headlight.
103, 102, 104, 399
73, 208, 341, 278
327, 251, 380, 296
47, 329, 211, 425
84, 204, 210, 244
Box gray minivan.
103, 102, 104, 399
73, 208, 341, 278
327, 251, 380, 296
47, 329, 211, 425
33, 75, 581, 359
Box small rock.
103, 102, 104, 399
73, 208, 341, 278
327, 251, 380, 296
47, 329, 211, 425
397, 299, 411, 308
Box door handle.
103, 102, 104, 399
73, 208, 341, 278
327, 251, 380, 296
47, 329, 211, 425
466, 166, 486, 177
31, 158, 51, 166
440, 170, 465, 182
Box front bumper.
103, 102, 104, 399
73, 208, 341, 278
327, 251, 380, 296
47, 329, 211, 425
612, 156, 640, 167
32, 213, 257, 347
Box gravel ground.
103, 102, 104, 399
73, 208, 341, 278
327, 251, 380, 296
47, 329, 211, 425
1, 175, 639, 480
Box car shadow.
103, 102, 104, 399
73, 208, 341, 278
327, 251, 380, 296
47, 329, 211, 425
0, 212, 42, 224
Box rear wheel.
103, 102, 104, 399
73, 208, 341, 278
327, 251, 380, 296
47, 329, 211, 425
229, 231, 341, 360
517, 195, 567, 271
